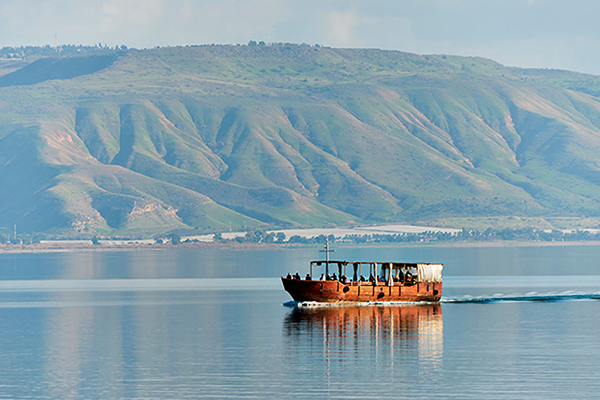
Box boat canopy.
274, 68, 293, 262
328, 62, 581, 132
309, 260, 443, 283
417, 263, 443, 283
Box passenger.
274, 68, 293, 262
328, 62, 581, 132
340, 275, 347, 284
294, 272, 301, 280
320, 274, 325, 281
326, 274, 331, 280
305, 273, 311, 281
369, 274, 375, 283
286, 273, 292, 279
360, 275, 366, 282
332, 273, 338, 281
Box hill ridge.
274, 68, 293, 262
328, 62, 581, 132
1, 45, 600, 235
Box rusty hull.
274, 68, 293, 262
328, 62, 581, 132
281, 278, 442, 303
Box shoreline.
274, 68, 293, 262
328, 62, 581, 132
2, 239, 600, 255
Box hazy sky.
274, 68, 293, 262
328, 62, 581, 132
1, 0, 599, 74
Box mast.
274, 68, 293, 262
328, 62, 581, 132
320, 236, 335, 276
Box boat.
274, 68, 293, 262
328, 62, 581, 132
281, 242, 442, 303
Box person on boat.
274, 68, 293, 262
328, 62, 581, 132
369, 274, 374, 283
340, 274, 347, 284
305, 273, 311, 280
294, 272, 301, 280
332, 273, 338, 281
286, 273, 292, 279
320, 274, 325, 281
326, 273, 331, 280
360, 275, 366, 282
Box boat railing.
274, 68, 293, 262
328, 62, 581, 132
317, 279, 419, 286
306, 260, 442, 285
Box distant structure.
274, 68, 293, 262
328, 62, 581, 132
0, 44, 126, 59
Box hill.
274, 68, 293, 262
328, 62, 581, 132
2, 44, 600, 236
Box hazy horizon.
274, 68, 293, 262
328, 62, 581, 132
0, 0, 599, 75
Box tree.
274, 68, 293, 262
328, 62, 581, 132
169, 233, 181, 245
244, 230, 265, 243
276, 232, 286, 242
288, 235, 309, 244
91, 236, 100, 245
155, 238, 164, 244
314, 234, 327, 244
213, 233, 224, 242
264, 232, 276, 243
248, 40, 257, 46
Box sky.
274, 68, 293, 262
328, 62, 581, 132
1, 0, 600, 74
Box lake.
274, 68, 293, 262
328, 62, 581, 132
0, 245, 599, 399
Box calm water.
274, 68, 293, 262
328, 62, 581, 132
0, 245, 599, 399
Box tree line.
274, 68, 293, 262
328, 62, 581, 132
1, 227, 599, 246
213, 227, 600, 245
0, 44, 127, 59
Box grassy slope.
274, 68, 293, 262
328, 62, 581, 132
2, 45, 600, 235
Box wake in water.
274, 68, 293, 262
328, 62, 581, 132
441, 292, 600, 303
284, 292, 600, 307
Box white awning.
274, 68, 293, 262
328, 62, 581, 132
417, 263, 443, 282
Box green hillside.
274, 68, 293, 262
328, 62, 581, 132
2, 44, 600, 236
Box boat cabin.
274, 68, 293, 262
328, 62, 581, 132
309, 260, 443, 286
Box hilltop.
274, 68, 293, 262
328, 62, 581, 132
2, 43, 600, 236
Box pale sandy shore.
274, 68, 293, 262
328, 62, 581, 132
185, 223, 462, 242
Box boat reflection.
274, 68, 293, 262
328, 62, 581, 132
284, 304, 443, 369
